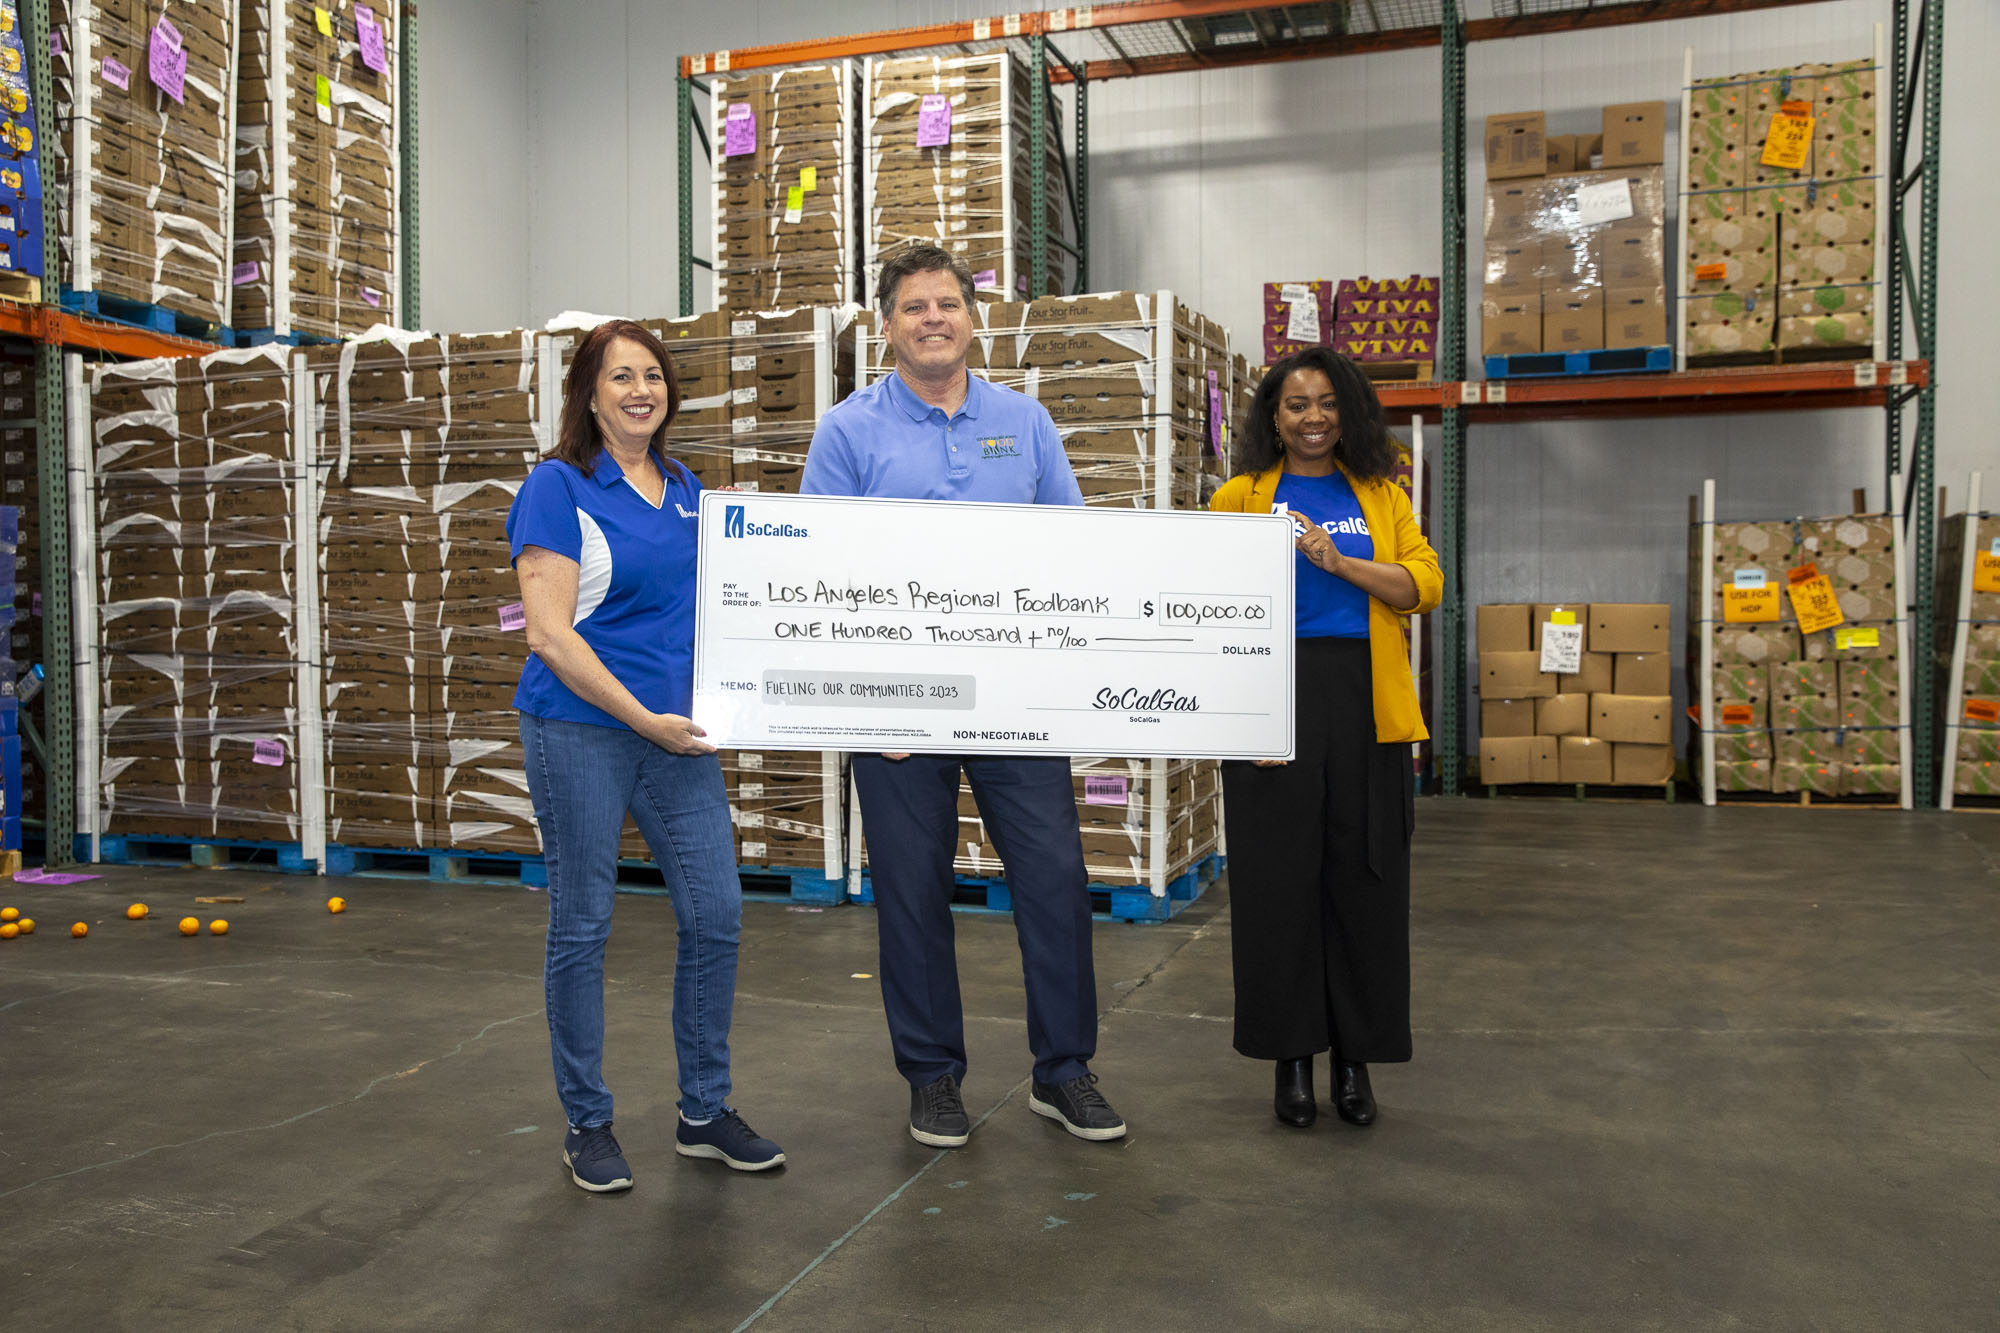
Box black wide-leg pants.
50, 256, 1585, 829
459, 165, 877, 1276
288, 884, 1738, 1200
1220, 637, 1415, 1063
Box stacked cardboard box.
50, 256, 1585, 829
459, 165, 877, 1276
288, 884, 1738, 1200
712, 62, 856, 312
859, 290, 1232, 511
1684, 60, 1878, 360
725, 750, 843, 871
88, 347, 302, 841
2, 362, 42, 831
1476, 601, 1675, 785
1262, 280, 1330, 363
864, 52, 1070, 302
1937, 510, 2000, 798
311, 331, 541, 853
1332, 275, 1438, 373
0, 503, 18, 852
1480, 103, 1669, 358
51, 0, 237, 326
1693, 511, 1904, 795
234, 0, 399, 338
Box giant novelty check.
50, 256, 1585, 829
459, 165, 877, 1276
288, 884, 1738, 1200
692, 493, 1295, 759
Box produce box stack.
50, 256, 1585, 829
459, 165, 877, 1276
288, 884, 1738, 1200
49, 0, 236, 327
712, 62, 856, 313
1480, 105, 1670, 361
0, 0, 48, 287
858, 290, 1230, 512
1683, 59, 1878, 363
1476, 601, 1675, 786
1262, 281, 1330, 363
88, 349, 302, 841
864, 51, 1071, 302
233, 0, 399, 338
1331, 276, 1438, 376
1692, 510, 1904, 796
1937, 509, 2000, 798
725, 750, 844, 874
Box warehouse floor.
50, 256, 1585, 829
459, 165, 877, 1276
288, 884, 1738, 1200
2, 800, 1996, 1331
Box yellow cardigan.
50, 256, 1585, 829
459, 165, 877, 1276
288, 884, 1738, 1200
1209, 462, 1442, 744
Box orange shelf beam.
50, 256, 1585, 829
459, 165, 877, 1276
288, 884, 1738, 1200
1453, 361, 1927, 416
0, 300, 214, 359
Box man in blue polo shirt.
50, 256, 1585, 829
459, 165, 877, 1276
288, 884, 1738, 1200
802, 245, 1125, 1148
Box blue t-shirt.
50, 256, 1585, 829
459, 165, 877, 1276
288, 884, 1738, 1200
507, 452, 702, 726
1274, 470, 1373, 639
800, 370, 1083, 505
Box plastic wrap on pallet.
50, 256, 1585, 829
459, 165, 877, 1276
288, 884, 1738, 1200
233, 0, 400, 339
712, 62, 857, 312
310, 329, 536, 853
864, 51, 1072, 302
90, 345, 303, 840
50, 0, 239, 328
1481, 165, 1666, 359
0, 361, 43, 835
724, 749, 842, 871
856, 291, 1233, 512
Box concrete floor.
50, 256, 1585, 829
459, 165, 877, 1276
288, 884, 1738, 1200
2, 800, 1997, 1332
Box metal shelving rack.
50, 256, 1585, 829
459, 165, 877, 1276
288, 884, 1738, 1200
670, 0, 1942, 800
4, 2, 422, 866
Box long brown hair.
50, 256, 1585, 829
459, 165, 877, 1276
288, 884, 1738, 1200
554, 320, 681, 473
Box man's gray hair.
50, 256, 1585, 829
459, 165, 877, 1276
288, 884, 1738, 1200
875, 244, 977, 312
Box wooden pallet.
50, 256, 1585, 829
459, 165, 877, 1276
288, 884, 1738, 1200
58, 287, 228, 343
1686, 345, 1871, 371
1713, 789, 1903, 808
0, 272, 42, 304
1483, 781, 1676, 803
1485, 345, 1671, 379
89, 833, 318, 873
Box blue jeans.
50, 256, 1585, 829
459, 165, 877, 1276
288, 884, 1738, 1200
520, 713, 742, 1126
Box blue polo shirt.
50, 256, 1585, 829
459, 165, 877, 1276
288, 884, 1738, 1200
800, 370, 1083, 504
507, 452, 702, 727
1274, 470, 1372, 639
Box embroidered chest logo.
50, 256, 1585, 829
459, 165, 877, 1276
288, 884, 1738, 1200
979, 436, 1020, 459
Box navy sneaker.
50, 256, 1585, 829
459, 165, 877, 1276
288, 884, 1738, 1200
563, 1123, 634, 1193
1029, 1073, 1127, 1142
675, 1110, 786, 1172
909, 1074, 971, 1148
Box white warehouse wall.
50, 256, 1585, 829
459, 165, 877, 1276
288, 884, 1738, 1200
420, 1, 1993, 750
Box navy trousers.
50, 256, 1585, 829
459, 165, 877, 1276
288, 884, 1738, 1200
852, 753, 1098, 1089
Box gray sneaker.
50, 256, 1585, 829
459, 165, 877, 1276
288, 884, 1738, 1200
909, 1073, 971, 1147
1029, 1073, 1127, 1141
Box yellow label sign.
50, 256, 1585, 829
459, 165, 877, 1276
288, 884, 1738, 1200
316, 75, 332, 107
785, 184, 804, 213
1834, 626, 1880, 651
1723, 584, 1781, 623
316, 7, 334, 36
1761, 108, 1815, 170
1975, 550, 2000, 594
800, 166, 817, 193
1787, 563, 1845, 635
1550, 610, 1576, 626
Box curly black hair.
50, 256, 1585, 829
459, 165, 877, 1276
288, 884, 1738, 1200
1234, 347, 1396, 482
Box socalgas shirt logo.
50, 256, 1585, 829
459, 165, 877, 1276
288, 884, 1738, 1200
1274, 502, 1367, 538
722, 505, 808, 540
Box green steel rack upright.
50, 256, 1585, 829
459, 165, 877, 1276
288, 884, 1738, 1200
1436, 0, 1467, 797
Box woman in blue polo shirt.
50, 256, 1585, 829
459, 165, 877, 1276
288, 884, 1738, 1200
509, 319, 783, 1192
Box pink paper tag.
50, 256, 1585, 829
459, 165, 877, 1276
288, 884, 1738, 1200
356, 6, 388, 74
917, 94, 952, 148
973, 268, 997, 289
498, 601, 526, 631
232, 260, 260, 285
50, 31, 63, 59
1083, 775, 1129, 805
361, 287, 381, 307
101, 56, 132, 91
13, 868, 103, 884
1206, 369, 1222, 454
148, 18, 187, 104
723, 102, 756, 157
252, 739, 286, 766
31, 591, 41, 616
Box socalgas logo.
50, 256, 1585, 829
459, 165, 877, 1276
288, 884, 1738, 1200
722, 505, 809, 540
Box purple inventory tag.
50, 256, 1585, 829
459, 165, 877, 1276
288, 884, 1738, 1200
233, 261, 260, 285
1084, 775, 1128, 805
498, 601, 526, 631
723, 102, 756, 157
973, 268, 997, 289
1206, 369, 1222, 453
917, 94, 951, 148
148, 18, 187, 104
100, 56, 131, 91
14, 868, 102, 884
51, 31, 63, 59
361, 287, 381, 307
252, 739, 286, 766
357, 6, 388, 74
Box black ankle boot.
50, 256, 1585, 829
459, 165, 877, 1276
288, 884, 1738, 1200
1335, 1061, 1376, 1127
1273, 1056, 1316, 1127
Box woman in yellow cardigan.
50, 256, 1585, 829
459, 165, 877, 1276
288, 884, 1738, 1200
1210, 347, 1441, 1130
